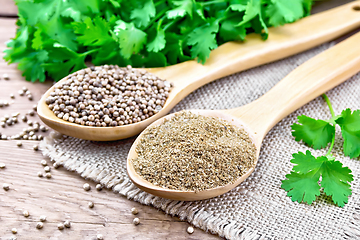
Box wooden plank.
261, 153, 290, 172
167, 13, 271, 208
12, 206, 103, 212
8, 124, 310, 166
0, 0, 17, 17
0, 18, 220, 240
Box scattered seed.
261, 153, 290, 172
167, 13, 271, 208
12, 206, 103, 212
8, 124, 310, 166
27, 95, 33, 101
21, 115, 27, 122
45, 173, 52, 178
39, 215, 47, 222
40, 125, 47, 132
23, 210, 30, 217
88, 201, 94, 208
33, 145, 39, 151
6, 119, 12, 126
22, 86, 28, 92
4, 101, 9, 106
53, 162, 60, 169
33, 104, 37, 111
57, 223, 65, 230
18, 90, 25, 96
3, 73, 9, 80
37, 135, 44, 141
97, 234, 104, 240
0, 122, 5, 128
41, 160, 47, 166
37, 171, 43, 177
3, 183, 10, 191
133, 217, 140, 225
64, 220, 71, 228
131, 207, 138, 215
187, 226, 194, 234
16, 141, 22, 147
95, 184, 103, 191
1, 134, 7, 140
11, 228, 17, 234
36, 222, 43, 229
10, 93, 15, 99
83, 183, 91, 191
44, 166, 51, 172
0, 163, 5, 168
9, 236, 17, 240
23, 135, 28, 140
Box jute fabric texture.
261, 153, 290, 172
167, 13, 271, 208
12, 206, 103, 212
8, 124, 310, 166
40, 43, 360, 240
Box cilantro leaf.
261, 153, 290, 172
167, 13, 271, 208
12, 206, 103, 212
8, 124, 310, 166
321, 159, 353, 207
114, 21, 147, 59
187, 19, 219, 63
3, 26, 30, 63
16, 0, 58, 26
17, 50, 49, 82
167, 0, 193, 19
147, 28, 166, 52
43, 43, 91, 81
281, 171, 321, 204
336, 109, 360, 158
282, 150, 353, 207
291, 115, 335, 150
130, 0, 156, 28
265, 0, 304, 27
72, 16, 113, 47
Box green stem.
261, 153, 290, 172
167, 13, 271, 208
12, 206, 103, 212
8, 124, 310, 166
326, 133, 335, 156
322, 94, 335, 118
201, 0, 228, 6
144, 7, 170, 31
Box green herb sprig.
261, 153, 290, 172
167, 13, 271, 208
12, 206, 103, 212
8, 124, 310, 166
4, 0, 313, 82
281, 94, 360, 207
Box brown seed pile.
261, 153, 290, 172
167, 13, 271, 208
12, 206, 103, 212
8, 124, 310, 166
45, 65, 172, 127
132, 111, 257, 192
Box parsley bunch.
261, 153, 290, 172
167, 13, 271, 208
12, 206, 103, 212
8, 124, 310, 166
282, 94, 360, 207
4, 0, 313, 82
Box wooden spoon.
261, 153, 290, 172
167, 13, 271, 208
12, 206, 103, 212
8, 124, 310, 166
127, 31, 360, 201
37, 1, 360, 141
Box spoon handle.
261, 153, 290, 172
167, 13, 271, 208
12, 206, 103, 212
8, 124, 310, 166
226, 31, 360, 142
167, 1, 360, 91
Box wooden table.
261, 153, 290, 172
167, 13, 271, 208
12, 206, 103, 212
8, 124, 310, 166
0, 0, 353, 239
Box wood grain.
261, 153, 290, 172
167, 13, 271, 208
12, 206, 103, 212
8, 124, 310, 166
0, 0, 17, 17
0, 18, 220, 240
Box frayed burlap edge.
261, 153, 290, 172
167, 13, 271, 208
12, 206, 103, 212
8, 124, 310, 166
40, 131, 267, 240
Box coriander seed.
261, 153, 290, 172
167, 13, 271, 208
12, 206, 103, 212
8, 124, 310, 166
36, 222, 43, 229
39, 215, 47, 222
133, 217, 140, 225
0, 163, 5, 168
44, 166, 51, 172
3, 73, 9, 80
88, 201, 94, 208
83, 183, 91, 191
33, 145, 38, 151
41, 160, 47, 166
3, 183, 10, 191
95, 184, 102, 191
21, 115, 27, 122
45, 65, 172, 127
53, 162, 60, 169
28, 110, 35, 116
131, 207, 138, 215
45, 173, 52, 178
18, 90, 25, 96
11, 228, 17, 234
97, 234, 104, 240
23, 210, 30, 217
57, 223, 65, 230
64, 220, 71, 228
187, 226, 194, 234
10, 93, 15, 99
16, 141, 22, 147
38, 172, 43, 177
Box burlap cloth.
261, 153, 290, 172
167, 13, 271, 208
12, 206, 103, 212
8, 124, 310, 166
40, 43, 360, 240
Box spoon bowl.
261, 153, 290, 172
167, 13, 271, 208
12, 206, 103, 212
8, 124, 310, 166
37, 2, 360, 141
127, 31, 360, 200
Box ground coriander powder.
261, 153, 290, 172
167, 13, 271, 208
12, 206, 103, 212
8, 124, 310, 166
132, 111, 257, 192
